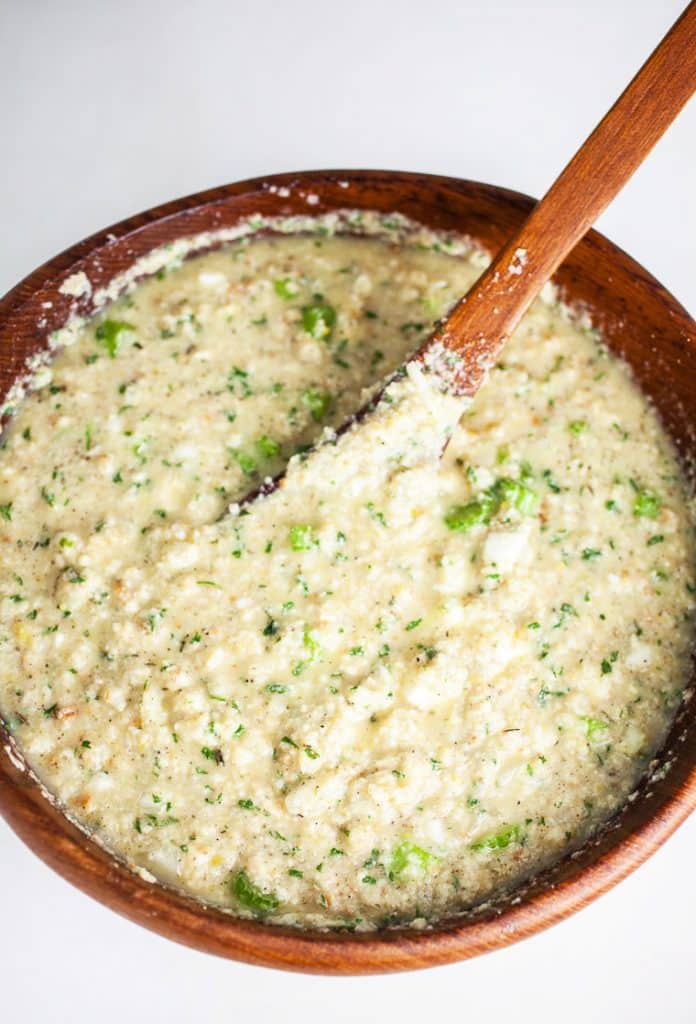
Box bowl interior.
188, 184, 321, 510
0, 170, 694, 974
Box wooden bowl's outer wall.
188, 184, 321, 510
0, 171, 694, 974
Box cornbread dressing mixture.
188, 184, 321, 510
0, 219, 694, 930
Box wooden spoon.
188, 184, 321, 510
247, 1, 695, 507
417, 1, 696, 398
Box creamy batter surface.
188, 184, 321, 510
0, 219, 693, 930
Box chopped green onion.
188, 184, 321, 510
273, 277, 299, 299
255, 435, 280, 459
388, 840, 438, 879
95, 319, 134, 358
470, 824, 523, 851
289, 524, 316, 551
300, 388, 333, 423
302, 303, 336, 340
633, 489, 661, 519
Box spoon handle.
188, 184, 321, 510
430, 0, 696, 396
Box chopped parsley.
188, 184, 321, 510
231, 870, 278, 913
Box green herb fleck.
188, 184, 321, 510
582, 715, 610, 741
471, 824, 523, 852
95, 319, 134, 358
274, 277, 299, 299
201, 746, 224, 764
302, 303, 336, 340
289, 524, 316, 551
231, 870, 278, 913
301, 388, 333, 423
444, 498, 493, 533
389, 840, 438, 879
230, 449, 257, 477
633, 489, 661, 519
255, 435, 280, 459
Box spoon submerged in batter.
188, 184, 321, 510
248, 1, 695, 508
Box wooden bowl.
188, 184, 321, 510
1, 170, 694, 974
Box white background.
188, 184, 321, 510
0, 1, 694, 1020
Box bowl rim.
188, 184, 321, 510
0, 168, 694, 974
